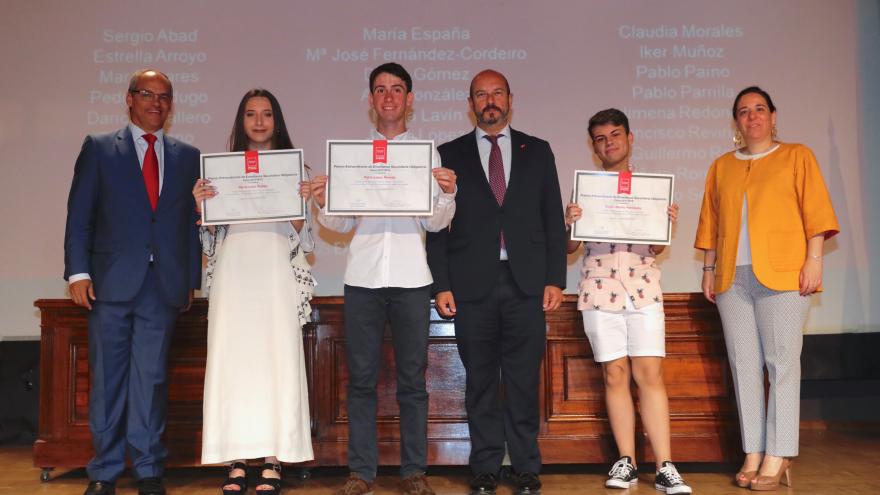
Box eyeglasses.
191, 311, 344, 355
130, 89, 173, 104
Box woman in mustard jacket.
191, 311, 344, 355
695, 86, 839, 491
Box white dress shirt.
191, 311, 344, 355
475, 124, 511, 260
316, 129, 456, 288
69, 123, 166, 284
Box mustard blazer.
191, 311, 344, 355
694, 143, 839, 294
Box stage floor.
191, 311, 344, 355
2, 429, 878, 494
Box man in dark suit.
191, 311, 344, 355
426, 70, 566, 495
64, 69, 201, 495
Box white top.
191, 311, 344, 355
736, 198, 752, 266
733, 144, 780, 266
475, 124, 512, 260
316, 129, 456, 288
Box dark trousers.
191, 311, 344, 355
343, 284, 431, 481
454, 262, 546, 475
86, 268, 179, 482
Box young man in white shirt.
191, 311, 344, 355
311, 62, 457, 495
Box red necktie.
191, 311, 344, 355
485, 134, 506, 248
142, 133, 160, 211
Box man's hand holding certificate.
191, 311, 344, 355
324, 140, 437, 215
571, 170, 674, 245
198, 149, 306, 225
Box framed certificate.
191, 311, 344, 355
325, 140, 434, 216
571, 170, 674, 245
200, 149, 305, 225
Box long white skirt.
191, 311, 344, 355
201, 222, 313, 464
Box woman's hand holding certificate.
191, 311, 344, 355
199, 149, 306, 225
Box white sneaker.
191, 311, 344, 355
605, 456, 639, 489
654, 461, 692, 494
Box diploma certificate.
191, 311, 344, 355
325, 140, 434, 216
200, 149, 305, 225
571, 170, 674, 245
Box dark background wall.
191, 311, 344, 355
800, 333, 880, 422
0, 341, 39, 445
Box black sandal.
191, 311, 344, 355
221, 461, 248, 494
255, 462, 283, 494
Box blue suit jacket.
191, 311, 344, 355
64, 127, 201, 308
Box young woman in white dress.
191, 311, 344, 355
193, 89, 315, 495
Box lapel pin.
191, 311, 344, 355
520, 144, 526, 149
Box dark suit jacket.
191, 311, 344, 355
64, 127, 201, 308
427, 128, 566, 302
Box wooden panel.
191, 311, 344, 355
34, 293, 739, 470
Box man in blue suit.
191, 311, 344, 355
64, 68, 201, 495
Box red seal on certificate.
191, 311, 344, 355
617, 170, 632, 194
245, 150, 260, 174
372, 140, 388, 164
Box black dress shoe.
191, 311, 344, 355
513, 472, 541, 495
469, 473, 498, 495
137, 476, 166, 495
83, 480, 116, 495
